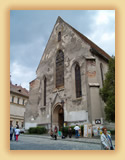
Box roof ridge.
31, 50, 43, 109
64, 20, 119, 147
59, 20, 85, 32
61, 17, 111, 60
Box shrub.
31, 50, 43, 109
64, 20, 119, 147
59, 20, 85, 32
81, 125, 84, 137
28, 126, 47, 134
61, 127, 69, 136
61, 125, 84, 136
28, 127, 37, 134
70, 126, 75, 134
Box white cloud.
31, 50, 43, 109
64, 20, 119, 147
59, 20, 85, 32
10, 62, 36, 90
86, 10, 115, 56
10, 11, 115, 89
10, 36, 45, 90
95, 10, 115, 25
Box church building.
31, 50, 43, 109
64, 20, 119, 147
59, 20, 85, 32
24, 17, 111, 130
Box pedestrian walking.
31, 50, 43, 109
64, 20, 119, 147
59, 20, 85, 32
101, 127, 114, 150
74, 124, 80, 138
13, 126, 17, 141
53, 126, 58, 140
68, 127, 72, 138
10, 125, 14, 140
15, 126, 20, 142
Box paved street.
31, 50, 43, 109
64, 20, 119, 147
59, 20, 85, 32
10, 134, 102, 150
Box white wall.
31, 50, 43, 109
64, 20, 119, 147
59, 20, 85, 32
25, 122, 37, 130
65, 110, 88, 122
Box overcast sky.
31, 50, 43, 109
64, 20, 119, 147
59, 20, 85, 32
10, 10, 115, 90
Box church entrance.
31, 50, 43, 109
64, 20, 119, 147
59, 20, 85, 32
52, 104, 64, 131
58, 107, 64, 130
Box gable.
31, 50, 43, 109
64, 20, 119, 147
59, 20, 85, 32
36, 16, 110, 74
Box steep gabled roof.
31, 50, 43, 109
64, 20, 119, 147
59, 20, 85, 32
37, 16, 111, 72
59, 16, 111, 60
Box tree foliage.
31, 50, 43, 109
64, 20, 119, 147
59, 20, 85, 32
100, 56, 115, 122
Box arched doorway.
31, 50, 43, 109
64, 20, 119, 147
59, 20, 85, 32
52, 104, 64, 131
58, 107, 64, 130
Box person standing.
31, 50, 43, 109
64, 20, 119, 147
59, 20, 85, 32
68, 127, 72, 138
15, 126, 20, 142
101, 127, 114, 150
10, 125, 14, 140
53, 126, 58, 140
74, 124, 80, 138
13, 126, 16, 141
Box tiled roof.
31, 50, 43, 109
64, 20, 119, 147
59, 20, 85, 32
10, 83, 29, 97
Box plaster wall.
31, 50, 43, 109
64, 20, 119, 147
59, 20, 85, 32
25, 18, 109, 128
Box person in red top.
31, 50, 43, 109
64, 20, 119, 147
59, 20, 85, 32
15, 126, 20, 142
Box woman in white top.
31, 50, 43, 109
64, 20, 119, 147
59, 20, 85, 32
15, 126, 20, 142
101, 127, 114, 150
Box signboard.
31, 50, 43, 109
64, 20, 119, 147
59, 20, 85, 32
95, 119, 101, 124
93, 126, 98, 136
84, 124, 88, 137
88, 125, 92, 138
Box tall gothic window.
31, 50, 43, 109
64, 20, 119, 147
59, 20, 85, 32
100, 63, 104, 86
75, 64, 82, 98
56, 50, 64, 88
58, 32, 61, 42
44, 77, 47, 106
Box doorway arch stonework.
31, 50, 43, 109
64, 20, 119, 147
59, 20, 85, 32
52, 103, 64, 130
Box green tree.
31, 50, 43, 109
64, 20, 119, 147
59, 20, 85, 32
100, 56, 115, 122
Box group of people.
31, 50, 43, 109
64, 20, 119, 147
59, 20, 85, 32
10, 123, 114, 150
49, 126, 58, 140
10, 125, 20, 142
49, 124, 81, 140
49, 125, 114, 150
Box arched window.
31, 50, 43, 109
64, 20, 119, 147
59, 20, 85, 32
100, 63, 104, 86
75, 64, 82, 98
44, 77, 47, 106
56, 50, 64, 88
58, 32, 61, 42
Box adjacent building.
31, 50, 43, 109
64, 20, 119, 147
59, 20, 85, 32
24, 17, 110, 130
10, 82, 29, 128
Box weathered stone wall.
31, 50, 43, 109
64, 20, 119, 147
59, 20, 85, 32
25, 18, 109, 129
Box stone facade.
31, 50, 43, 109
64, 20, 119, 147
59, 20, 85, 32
24, 17, 110, 130
10, 83, 29, 128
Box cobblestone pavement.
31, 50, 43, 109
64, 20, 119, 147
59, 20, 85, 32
10, 134, 103, 150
